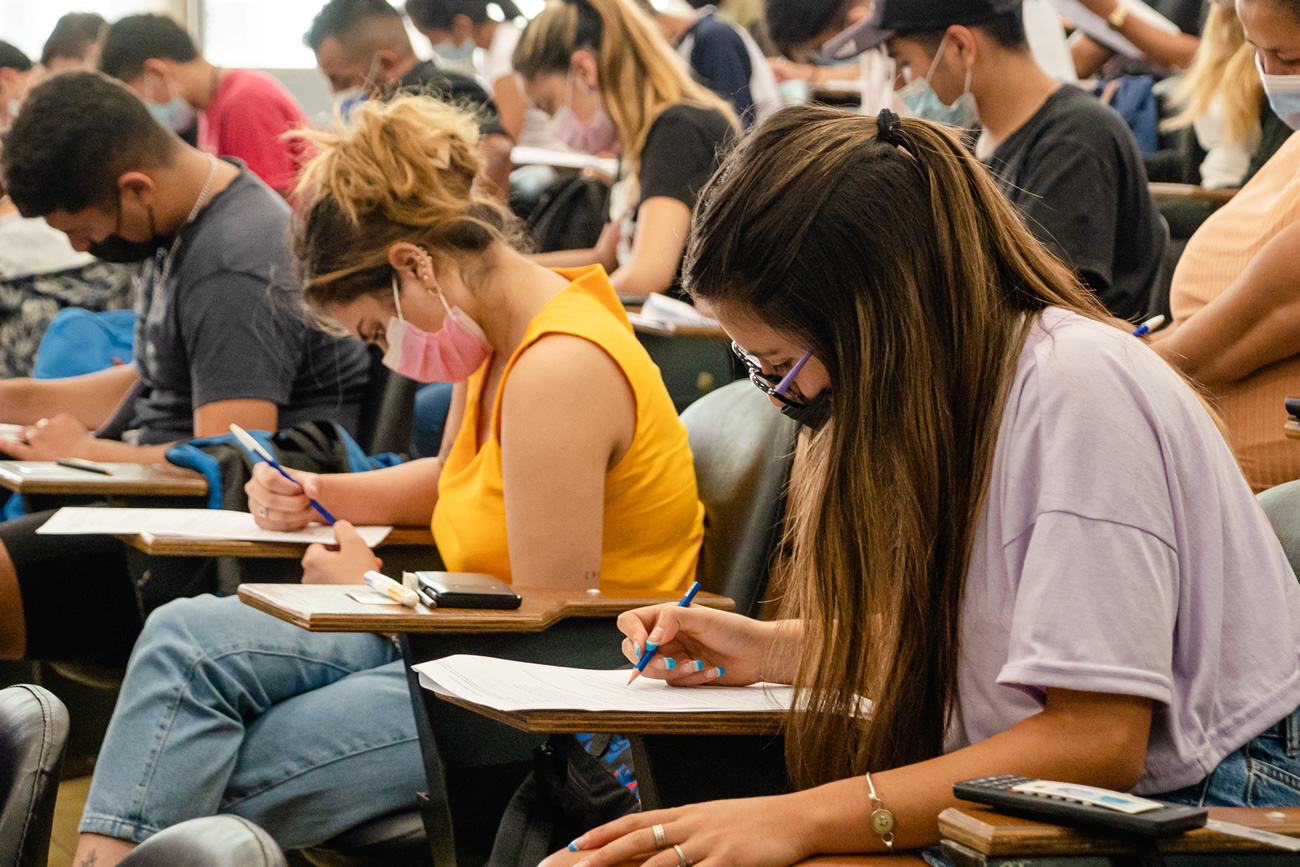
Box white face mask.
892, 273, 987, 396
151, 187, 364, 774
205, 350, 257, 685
1257, 54, 1300, 131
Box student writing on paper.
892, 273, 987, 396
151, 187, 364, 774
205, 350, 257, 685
1068, 0, 1203, 78
544, 107, 1300, 867
0, 73, 371, 663
517, 0, 739, 297
70, 94, 704, 867
1147, 0, 1300, 491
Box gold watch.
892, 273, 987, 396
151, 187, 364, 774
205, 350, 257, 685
1107, 4, 1130, 31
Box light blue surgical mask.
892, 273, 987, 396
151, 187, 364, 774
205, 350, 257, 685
897, 36, 979, 130
148, 94, 197, 133
1257, 54, 1300, 131
434, 39, 478, 77
332, 86, 366, 122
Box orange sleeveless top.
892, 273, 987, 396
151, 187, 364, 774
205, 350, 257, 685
431, 265, 703, 595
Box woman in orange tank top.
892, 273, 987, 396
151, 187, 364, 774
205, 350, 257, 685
70, 93, 702, 867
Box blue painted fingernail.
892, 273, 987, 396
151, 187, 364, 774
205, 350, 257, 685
645, 641, 658, 653
664, 657, 676, 670
568, 840, 579, 852
634, 642, 641, 658
693, 660, 704, 672
715, 666, 726, 677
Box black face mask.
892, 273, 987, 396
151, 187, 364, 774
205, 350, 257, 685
780, 389, 831, 432
88, 199, 171, 264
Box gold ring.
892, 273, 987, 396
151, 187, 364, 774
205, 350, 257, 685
652, 824, 667, 848
673, 844, 692, 867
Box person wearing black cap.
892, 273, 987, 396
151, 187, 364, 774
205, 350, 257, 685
825, 0, 1166, 322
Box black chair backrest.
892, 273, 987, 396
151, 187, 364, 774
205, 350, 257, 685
0, 684, 69, 867
119, 816, 288, 867
680, 380, 799, 617
355, 344, 421, 455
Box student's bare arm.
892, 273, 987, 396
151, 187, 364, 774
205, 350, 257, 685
0, 364, 138, 429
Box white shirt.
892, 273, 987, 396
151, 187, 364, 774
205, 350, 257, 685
0, 212, 95, 280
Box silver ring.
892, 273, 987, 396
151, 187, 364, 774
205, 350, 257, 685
652, 824, 667, 848
256, 506, 268, 518
673, 844, 692, 867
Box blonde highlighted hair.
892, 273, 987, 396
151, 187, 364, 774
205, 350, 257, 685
288, 94, 519, 313
1164, 3, 1264, 150
512, 0, 736, 192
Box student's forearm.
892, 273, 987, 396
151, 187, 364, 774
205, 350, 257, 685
1114, 18, 1199, 69
81, 439, 176, 465
0, 365, 138, 428
795, 693, 1151, 854
314, 458, 443, 525
532, 248, 605, 268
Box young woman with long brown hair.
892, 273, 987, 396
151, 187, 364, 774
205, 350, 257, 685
544, 106, 1300, 867
513, 0, 738, 296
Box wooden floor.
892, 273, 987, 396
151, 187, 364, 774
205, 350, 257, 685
48, 776, 90, 867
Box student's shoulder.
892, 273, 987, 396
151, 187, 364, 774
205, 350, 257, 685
222, 70, 305, 115
1037, 85, 1136, 149
646, 103, 733, 148
183, 171, 292, 280
688, 12, 745, 51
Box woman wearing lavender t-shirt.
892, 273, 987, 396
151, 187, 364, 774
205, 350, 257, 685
541, 107, 1300, 867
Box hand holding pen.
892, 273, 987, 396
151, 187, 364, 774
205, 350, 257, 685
618, 583, 783, 687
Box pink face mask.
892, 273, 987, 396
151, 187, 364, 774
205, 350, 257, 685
549, 72, 619, 155
381, 276, 492, 383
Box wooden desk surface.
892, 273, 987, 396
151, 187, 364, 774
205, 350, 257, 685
940, 805, 1300, 856
1149, 182, 1238, 205
119, 526, 435, 558
238, 583, 734, 634
434, 691, 785, 736
0, 461, 208, 496
794, 857, 924, 865
625, 306, 727, 341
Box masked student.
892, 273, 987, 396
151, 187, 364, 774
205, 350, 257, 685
1147, 0, 1300, 491
819, 0, 1165, 323
534, 105, 1300, 867
306, 0, 515, 197
0, 72, 371, 663
516, 0, 739, 297
70, 93, 705, 867
100, 14, 311, 196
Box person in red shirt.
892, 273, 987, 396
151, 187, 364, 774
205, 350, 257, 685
99, 14, 310, 195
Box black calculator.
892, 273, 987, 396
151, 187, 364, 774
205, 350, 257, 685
953, 775, 1208, 837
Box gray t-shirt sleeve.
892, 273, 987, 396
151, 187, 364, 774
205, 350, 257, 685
176, 270, 303, 410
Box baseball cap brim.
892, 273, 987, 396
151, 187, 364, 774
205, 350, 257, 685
823, 15, 893, 61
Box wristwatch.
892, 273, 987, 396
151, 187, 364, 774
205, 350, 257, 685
1107, 4, 1130, 31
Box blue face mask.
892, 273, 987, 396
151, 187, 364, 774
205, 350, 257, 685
148, 94, 196, 133
897, 36, 979, 130
1257, 55, 1300, 131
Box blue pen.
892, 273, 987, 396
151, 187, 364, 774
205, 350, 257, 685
627, 580, 700, 684
230, 424, 337, 525
1132, 314, 1165, 339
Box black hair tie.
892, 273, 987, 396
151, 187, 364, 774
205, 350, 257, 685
876, 108, 904, 147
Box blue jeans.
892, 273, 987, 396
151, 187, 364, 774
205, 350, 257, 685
1153, 706, 1300, 806
79, 595, 424, 849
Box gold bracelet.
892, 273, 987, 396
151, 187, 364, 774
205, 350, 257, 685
864, 771, 896, 851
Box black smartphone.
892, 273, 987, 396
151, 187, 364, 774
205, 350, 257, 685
1286, 397, 1300, 419
414, 571, 523, 610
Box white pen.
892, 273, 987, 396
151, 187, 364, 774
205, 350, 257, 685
363, 570, 418, 608
1131, 314, 1166, 338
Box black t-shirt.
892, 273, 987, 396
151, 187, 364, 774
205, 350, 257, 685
986, 85, 1164, 321
400, 61, 508, 138
619, 102, 733, 247
127, 165, 371, 445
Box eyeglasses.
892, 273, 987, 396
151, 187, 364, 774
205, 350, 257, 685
730, 341, 813, 409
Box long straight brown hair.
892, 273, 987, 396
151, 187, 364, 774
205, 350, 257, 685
684, 106, 1111, 788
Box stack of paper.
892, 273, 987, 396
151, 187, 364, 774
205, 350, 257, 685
37, 507, 393, 546
1050, 0, 1178, 57
415, 654, 793, 713
626, 294, 721, 334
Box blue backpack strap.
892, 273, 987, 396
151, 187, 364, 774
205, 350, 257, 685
165, 430, 276, 509
327, 421, 405, 472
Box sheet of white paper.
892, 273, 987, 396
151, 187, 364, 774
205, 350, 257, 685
414, 654, 793, 713
1024, 0, 1077, 84
1050, 0, 1178, 57
0, 424, 24, 442
37, 507, 392, 546
637, 294, 719, 329
511, 146, 619, 178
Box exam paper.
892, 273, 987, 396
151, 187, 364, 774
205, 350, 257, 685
0, 424, 24, 442
510, 146, 619, 179
414, 654, 793, 713
37, 507, 392, 546
1050, 0, 1179, 58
